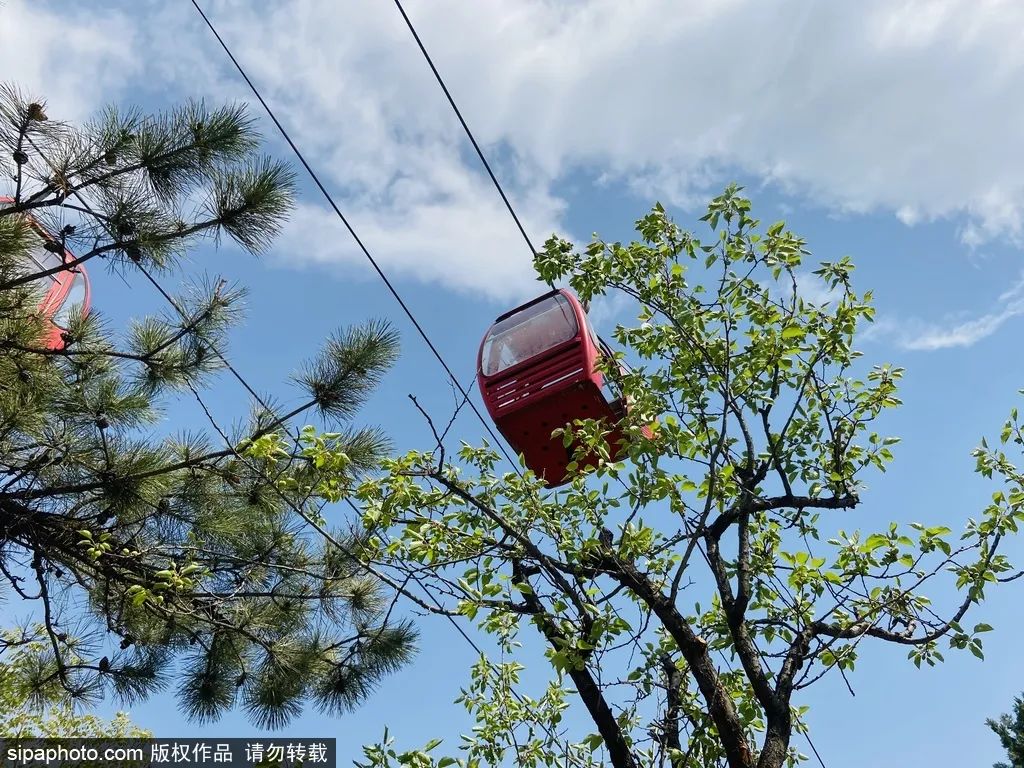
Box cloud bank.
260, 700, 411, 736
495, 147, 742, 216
5, 0, 1024, 314
862, 274, 1024, 350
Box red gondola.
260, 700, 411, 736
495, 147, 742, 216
477, 288, 650, 487
0, 197, 91, 350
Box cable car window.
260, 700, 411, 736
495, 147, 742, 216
481, 293, 579, 376
25, 243, 63, 285
52, 270, 86, 328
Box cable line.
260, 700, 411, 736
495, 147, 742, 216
390, 0, 539, 259
189, 0, 520, 470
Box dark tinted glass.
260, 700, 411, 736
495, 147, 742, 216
481, 293, 578, 376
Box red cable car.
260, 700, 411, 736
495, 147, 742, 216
477, 288, 650, 487
1, 197, 91, 350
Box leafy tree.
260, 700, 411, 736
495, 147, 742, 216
1, 628, 149, 737
299, 186, 1020, 768
989, 694, 1024, 768
0, 84, 415, 727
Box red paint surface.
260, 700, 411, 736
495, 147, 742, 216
1, 197, 92, 350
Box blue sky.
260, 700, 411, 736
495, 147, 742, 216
4, 0, 1024, 765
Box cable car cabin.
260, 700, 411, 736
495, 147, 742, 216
477, 289, 649, 487
0, 197, 91, 350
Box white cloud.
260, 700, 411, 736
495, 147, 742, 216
795, 271, 844, 307
762, 268, 843, 310
861, 274, 1024, 350
586, 291, 635, 335
0, 2, 139, 122
10, 0, 1024, 307
896, 206, 921, 227
276, 170, 565, 301
180, 0, 1024, 284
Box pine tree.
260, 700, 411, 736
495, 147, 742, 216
1, 626, 150, 737
990, 695, 1024, 768
0, 83, 415, 727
